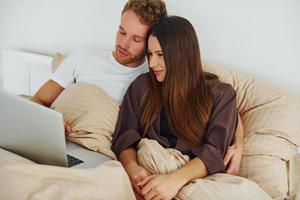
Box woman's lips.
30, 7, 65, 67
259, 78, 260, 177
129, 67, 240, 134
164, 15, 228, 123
153, 70, 163, 76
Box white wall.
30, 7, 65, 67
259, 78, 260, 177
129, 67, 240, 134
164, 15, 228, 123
0, 0, 123, 53
167, 0, 300, 95
0, 0, 299, 94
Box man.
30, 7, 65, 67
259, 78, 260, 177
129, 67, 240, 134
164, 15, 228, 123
32, 0, 166, 108
32, 0, 166, 132
31, 0, 242, 196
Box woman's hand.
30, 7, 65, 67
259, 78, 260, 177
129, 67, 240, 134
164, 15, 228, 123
124, 162, 151, 200
138, 174, 184, 200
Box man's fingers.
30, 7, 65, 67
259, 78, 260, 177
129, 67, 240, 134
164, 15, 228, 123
223, 146, 234, 166
225, 156, 240, 175
64, 121, 72, 134
226, 163, 239, 175
66, 125, 72, 133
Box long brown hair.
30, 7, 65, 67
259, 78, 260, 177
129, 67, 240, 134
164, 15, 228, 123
141, 16, 218, 147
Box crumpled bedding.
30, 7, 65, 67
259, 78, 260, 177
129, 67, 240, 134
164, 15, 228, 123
0, 139, 272, 200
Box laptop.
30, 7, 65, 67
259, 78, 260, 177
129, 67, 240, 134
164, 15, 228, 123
0, 89, 110, 168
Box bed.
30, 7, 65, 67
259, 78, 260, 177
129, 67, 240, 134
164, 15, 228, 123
0, 49, 299, 199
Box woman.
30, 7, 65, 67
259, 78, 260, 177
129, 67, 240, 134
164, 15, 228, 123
112, 16, 238, 200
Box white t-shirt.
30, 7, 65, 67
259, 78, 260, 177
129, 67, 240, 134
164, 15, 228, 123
50, 49, 148, 103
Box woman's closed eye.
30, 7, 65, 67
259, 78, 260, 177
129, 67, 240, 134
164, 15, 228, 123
147, 52, 163, 57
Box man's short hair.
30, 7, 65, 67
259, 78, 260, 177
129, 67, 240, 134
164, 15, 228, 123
122, 0, 167, 25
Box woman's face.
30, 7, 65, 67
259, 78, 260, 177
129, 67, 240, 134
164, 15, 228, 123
147, 35, 166, 82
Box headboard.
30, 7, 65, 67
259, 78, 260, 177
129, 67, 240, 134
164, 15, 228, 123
1, 50, 53, 96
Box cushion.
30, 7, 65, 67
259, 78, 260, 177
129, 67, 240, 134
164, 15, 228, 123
203, 61, 300, 146
242, 134, 296, 199
203, 61, 300, 199
51, 52, 65, 72
50, 52, 118, 159
240, 155, 288, 199
50, 83, 118, 159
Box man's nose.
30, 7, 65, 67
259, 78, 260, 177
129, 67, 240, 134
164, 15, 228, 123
119, 37, 130, 49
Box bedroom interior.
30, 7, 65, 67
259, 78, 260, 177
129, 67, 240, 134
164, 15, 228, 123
0, 0, 299, 199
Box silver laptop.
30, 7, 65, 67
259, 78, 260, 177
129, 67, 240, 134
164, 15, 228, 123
0, 89, 110, 168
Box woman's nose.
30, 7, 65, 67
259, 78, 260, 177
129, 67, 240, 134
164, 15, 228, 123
149, 56, 158, 68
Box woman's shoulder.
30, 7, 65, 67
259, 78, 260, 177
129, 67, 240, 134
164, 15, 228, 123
126, 72, 150, 97
130, 72, 150, 89
208, 81, 236, 102
133, 72, 150, 84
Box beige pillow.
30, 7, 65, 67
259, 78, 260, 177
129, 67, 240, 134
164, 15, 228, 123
50, 83, 118, 159
240, 155, 288, 199
203, 61, 300, 146
50, 53, 118, 159
51, 52, 65, 72
203, 61, 300, 199
241, 134, 296, 199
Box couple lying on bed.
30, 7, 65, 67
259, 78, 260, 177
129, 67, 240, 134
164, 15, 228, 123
31, 1, 243, 199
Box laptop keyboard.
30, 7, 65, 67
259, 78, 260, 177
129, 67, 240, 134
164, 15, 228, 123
67, 154, 84, 167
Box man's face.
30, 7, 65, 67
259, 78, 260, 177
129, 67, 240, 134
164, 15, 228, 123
114, 9, 150, 68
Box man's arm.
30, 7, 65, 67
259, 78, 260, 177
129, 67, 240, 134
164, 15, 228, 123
31, 80, 72, 133
31, 80, 64, 107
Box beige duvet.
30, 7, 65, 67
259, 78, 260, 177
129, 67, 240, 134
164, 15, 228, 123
0, 139, 271, 200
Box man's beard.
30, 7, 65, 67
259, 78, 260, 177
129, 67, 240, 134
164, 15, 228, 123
115, 46, 145, 66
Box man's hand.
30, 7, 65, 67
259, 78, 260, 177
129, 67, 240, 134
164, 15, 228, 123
64, 120, 72, 134
224, 113, 244, 175
223, 144, 243, 175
